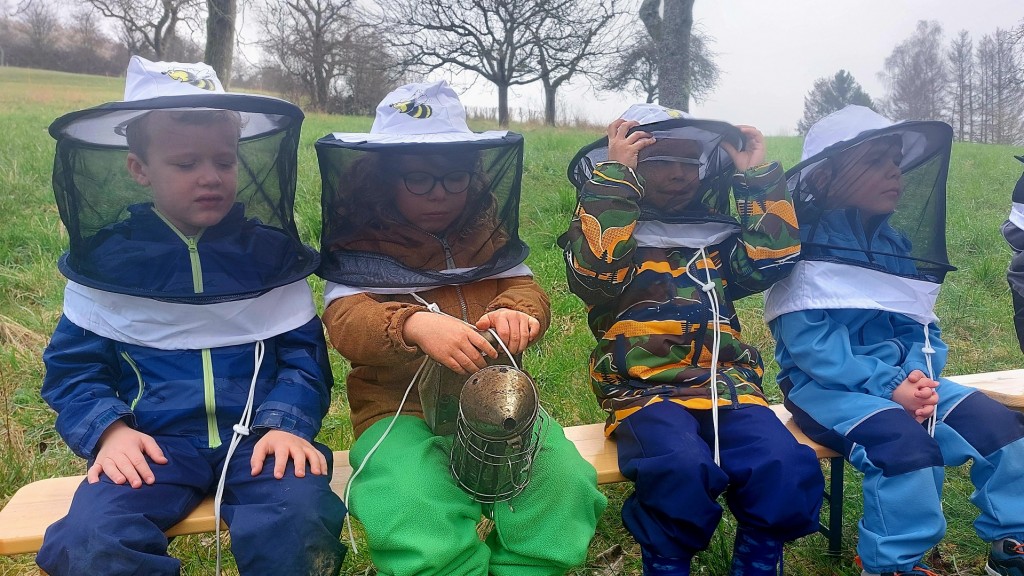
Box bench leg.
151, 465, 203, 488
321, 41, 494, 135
818, 456, 844, 557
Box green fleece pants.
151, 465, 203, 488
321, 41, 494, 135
348, 415, 606, 576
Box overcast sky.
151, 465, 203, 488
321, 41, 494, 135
452, 0, 1024, 135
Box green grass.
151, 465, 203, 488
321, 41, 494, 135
2, 66, 1023, 575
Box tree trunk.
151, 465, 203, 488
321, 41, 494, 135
498, 83, 510, 128
658, 0, 694, 111
543, 82, 557, 126
205, 0, 236, 87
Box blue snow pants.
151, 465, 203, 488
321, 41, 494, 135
783, 379, 1024, 574
36, 434, 347, 576
612, 401, 824, 562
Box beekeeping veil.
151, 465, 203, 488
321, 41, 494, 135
1007, 155, 1024, 231
49, 56, 317, 349
765, 105, 955, 327
566, 103, 745, 243
316, 80, 530, 302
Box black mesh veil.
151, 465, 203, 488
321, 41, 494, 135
316, 134, 529, 288
1012, 155, 1024, 204
787, 121, 955, 283
566, 118, 744, 225
49, 94, 318, 303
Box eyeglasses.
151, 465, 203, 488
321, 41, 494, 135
401, 170, 472, 195
638, 156, 702, 165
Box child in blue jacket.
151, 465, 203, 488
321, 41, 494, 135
36, 57, 346, 576
766, 105, 1024, 576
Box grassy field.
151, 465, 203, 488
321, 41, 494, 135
1, 66, 1023, 575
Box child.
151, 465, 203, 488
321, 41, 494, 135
560, 103, 823, 576
315, 80, 606, 576
1001, 155, 1024, 354
765, 105, 1024, 576
37, 57, 346, 576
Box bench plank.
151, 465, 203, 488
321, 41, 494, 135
3, 368, 1021, 558
949, 369, 1024, 409
0, 408, 835, 557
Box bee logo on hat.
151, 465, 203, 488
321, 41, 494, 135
163, 68, 218, 91
390, 95, 432, 119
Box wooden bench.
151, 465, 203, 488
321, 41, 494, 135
3, 369, 1022, 562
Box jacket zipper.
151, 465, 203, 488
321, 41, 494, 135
156, 208, 221, 448
436, 235, 470, 322
690, 250, 722, 402
120, 351, 145, 410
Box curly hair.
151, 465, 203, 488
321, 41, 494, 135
335, 149, 497, 241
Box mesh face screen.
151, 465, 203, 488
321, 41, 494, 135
788, 122, 954, 282
316, 134, 529, 288
50, 98, 317, 302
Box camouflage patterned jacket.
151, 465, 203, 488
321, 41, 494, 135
560, 160, 800, 433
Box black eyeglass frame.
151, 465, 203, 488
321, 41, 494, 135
400, 170, 473, 196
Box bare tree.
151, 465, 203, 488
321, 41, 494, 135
975, 29, 1024, 145
600, 28, 718, 108
947, 30, 974, 141
378, 0, 546, 127
639, 0, 695, 111
16, 0, 59, 67
257, 0, 359, 112
878, 20, 948, 121
62, 5, 123, 75
528, 0, 624, 126
332, 27, 407, 115
204, 0, 235, 86
84, 0, 201, 60
797, 70, 875, 135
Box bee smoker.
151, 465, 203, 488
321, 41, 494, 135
418, 331, 521, 436
448, 365, 543, 503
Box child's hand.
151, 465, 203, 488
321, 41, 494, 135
475, 308, 541, 355
403, 311, 498, 374
720, 125, 766, 172
892, 370, 940, 422
251, 429, 328, 479
88, 420, 168, 488
607, 119, 655, 169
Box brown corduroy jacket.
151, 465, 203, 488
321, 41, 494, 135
323, 224, 550, 438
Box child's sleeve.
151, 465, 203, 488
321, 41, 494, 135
252, 316, 335, 441
727, 162, 801, 299
488, 276, 552, 337
892, 315, 949, 379
773, 309, 910, 398
560, 161, 644, 305
322, 292, 427, 367
41, 316, 134, 459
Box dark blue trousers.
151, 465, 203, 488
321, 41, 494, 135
613, 401, 823, 561
36, 435, 347, 576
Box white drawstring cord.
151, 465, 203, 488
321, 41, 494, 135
922, 324, 937, 437
684, 247, 723, 466
342, 355, 427, 555
214, 339, 264, 576
486, 327, 521, 370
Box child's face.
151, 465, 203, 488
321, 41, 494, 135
636, 138, 701, 214
392, 155, 470, 234
638, 161, 701, 212
827, 137, 903, 219
126, 113, 239, 235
